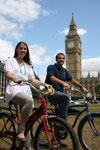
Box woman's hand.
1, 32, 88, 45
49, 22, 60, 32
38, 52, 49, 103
44, 83, 52, 89
12, 77, 19, 83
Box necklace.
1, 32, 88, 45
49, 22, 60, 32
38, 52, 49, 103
18, 61, 26, 76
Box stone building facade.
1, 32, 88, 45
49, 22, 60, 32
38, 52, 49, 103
65, 14, 100, 97
0, 61, 8, 97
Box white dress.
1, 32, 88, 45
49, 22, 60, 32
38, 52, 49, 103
4, 57, 35, 103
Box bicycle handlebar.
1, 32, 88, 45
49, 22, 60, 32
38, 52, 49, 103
17, 80, 55, 96
70, 87, 92, 99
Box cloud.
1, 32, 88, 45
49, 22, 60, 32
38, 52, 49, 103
59, 28, 87, 36
0, 0, 41, 23
82, 57, 100, 77
42, 9, 56, 16
42, 10, 51, 16
0, 0, 43, 40
0, 16, 22, 40
59, 28, 69, 35
0, 39, 14, 61
57, 49, 65, 54
77, 28, 87, 36
0, 0, 54, 40
29, 44, 52, 65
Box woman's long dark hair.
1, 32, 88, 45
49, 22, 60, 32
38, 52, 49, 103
14, 41, 32, 65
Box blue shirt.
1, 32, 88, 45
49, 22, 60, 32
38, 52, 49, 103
45, 63, 72, 92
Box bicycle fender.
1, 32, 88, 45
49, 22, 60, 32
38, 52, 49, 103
82, 112, 100, 120
0, 111, 12, 116
89, 112, 100, 115
78, 112, 100, 128
47, 115, 58, 119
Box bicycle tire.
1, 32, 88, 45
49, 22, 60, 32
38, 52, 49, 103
78, 112, 100, 150
34, 116, 79, 150
0, 112, 16, 150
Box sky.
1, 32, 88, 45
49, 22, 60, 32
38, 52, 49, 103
0, 0, 100, 82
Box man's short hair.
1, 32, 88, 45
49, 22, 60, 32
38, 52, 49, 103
55, 53, 65, 60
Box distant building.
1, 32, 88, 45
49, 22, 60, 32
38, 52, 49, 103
65, 14, 100, 97
79, 73, 100, 97
0, 61, 8, 97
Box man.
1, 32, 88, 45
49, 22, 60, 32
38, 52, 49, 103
45, 53, 87, 120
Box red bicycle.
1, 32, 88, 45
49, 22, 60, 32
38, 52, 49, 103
0, 81, 79, 150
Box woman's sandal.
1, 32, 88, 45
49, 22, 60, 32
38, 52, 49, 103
17, 133, 26, 141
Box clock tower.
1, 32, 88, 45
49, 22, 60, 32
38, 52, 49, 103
65, 13, 82, 80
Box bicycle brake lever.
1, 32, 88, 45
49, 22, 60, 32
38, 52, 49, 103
18, 80, 22, 84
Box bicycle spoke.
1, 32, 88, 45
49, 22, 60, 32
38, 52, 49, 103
0, 113, 16, 150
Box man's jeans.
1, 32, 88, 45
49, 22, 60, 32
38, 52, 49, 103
48, 91, 70, 120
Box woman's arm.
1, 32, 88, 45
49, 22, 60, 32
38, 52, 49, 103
6, 72, 19, 83
31, 78, 51, 89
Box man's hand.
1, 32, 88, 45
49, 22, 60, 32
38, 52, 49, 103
82, 86, 88, 93
63, 82, 70, 90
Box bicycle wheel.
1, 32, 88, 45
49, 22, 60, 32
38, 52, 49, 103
0, 112, 16, 150
78, 113, 100, 150
34, 117, 79, 150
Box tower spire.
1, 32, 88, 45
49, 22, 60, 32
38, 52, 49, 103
67, 13, 78, 36
70, 12, 76, 26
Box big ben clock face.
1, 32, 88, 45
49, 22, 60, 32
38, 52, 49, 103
68, 41, 74, 48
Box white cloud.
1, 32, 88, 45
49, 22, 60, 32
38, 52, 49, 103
42, 10, 51, 16
0, 0, 41, 23
0, 0, 54, 40
0, 15, 22, 40
57, 49, 65, 54
59, 28, 69, 35
59, 28, 87, 36
77, 28, 87, 36
82, 57, 100, 77
43, 56, 52, 64
42, 9, 55, 16
29, 44, 52, 65
0, 39, 14, 61
0, 0, 43, 40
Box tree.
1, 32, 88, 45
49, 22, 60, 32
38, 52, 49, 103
95, 85, 100, 96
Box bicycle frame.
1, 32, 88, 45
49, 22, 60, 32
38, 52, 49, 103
0, 85, 58, 148
24, 93, 58, 146
68, 102, 90, 128
0, 95, 58, 147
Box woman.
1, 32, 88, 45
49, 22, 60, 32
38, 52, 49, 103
4, 41, 51, 150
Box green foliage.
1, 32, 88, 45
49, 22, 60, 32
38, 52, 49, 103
71, 96, 83, 100
31, 87, 47, 98
95, 85, 100, 95
31, 86, 39, 98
